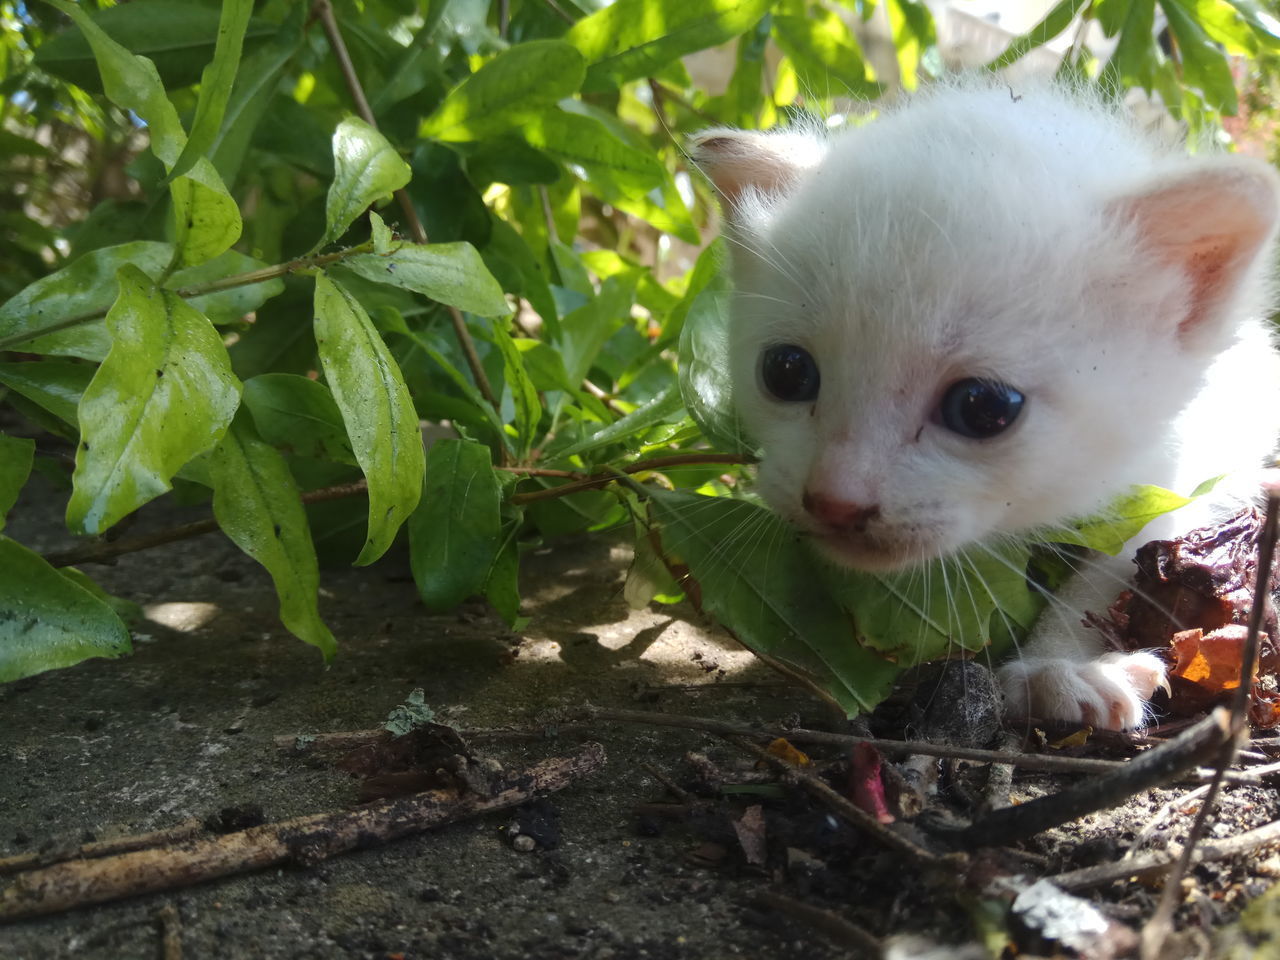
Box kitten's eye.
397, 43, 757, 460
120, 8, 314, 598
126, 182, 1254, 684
939, 378, 1025, 438
761, 344, 820, 402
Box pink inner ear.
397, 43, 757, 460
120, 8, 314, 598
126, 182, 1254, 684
689, 129, 825, 212
1115, 163, 1280, 337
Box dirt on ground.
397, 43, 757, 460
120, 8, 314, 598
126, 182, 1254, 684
2, 475, 1280, 960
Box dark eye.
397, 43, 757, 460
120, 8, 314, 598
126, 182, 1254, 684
939, 378, 1025, 439
761, 344, 820, 402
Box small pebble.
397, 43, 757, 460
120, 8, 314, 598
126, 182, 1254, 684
512, 834, 536, 852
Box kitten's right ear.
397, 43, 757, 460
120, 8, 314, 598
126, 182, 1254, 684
688, 128, 826, 216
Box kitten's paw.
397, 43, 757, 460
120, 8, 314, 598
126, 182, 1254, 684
997, 652, 1168, 731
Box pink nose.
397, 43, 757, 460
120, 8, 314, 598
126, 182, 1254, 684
802, 492, 881, 533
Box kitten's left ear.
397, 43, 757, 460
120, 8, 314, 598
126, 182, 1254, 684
688, 127, 826, 216
1110, 158, 1280, 340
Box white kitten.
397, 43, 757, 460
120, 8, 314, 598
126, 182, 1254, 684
691, 81, 1280, 730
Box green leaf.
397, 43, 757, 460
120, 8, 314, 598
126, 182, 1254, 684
313, 273, 424, 565
208, 415, 337, 658
820, 546, 1044, 662
57, 567, 145, 625
1101, 0, 1157, 91
0, 241, 172, 359
771, 12, 880, 97
0, 435, 35, 532
67, 265, 242, 535
677, 273, 752, 454
242, 373, 357, 465
523, 110, 667, 197
42, 0, 242, 266
0, 359, 94, 426
322, 118, 412, 249
647, 489, 899, 716
419, 40, 586, 142
1044, 484, 1193, 555
167, 0, 253, 182
342, 243, 510, 317
0, 535, 132, 682
409, 439, 503, 612
34, 0, 272, 92
484, 523, 525, 628
1161, 0, 1240, 113
559, 274, 637, 385
370, 211, 395, 254
558, 385, 684, 458
0, 243, 279, 359
566, 0, 775, 93
490, 320, 542, 457
983, 0, 1091, 70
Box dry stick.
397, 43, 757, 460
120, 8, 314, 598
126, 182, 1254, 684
157, 903, 182, 960
0, 743, 604, 922
274, 721, 602, 753
729, 736, 941, 864
580, 706, 1129, 775
0, 819, 206, 876
950, 708, 1235, 849
751, 891, 881, 957
1053, 817, 1280, 892
1140, 489, 1280, 960
43, 481, 369, 568
311, 0, 501, 417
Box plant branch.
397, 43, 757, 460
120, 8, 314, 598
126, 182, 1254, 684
0, 247, 367, 354
312, 0, 501, 419
1140, 486, 1280, 959
44, 481, 369, 568
510, 453, 750, 504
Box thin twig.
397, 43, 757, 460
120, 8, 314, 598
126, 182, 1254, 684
0, 248, 366, 353
751, 890, 881, 956
578, 706, 1131, 774
0, 744, 604, 921
157, 903, 182, 960
43, 481, 370, 568
274, 722, 600, 753
730, 735, 941, 863
951, 709, 1235, 849
510, 454, 750, 504
1140, 489, 1280, 959
311, 0, 501, 417
1054, 817, 1280, 892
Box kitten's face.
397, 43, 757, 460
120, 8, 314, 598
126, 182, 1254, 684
728, 191, 1189, 571
693, 92, 1277, 573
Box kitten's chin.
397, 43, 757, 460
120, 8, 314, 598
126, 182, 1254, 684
808, 532, 936, 573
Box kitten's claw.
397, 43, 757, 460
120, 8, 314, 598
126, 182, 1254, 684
997, 652, 1167, 731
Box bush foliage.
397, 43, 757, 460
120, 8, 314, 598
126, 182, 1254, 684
1, 0, 1277, 713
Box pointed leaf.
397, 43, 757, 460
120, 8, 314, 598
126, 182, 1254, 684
342, 243, 510, 317
0, 535, 131, 682
0, 435, 35, 531
67, 265, 242, 535
208, 415, 337, 658
409, 439, 502, 612
1045, 484, 1193, 555
242, 373, 357, 465
313, 273, 424, 565
419, 40, 586, 142
167, 0, 254, 182
0, 241, 173, 359
523, 110, 666, 197
0, 359, 93, 426
566, 0, 775, 92
490, 320, 542, 457
323, 118, 412, 248
648, 489, 899, 715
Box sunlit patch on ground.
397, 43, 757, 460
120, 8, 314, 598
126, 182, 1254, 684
143, 601, 221, 632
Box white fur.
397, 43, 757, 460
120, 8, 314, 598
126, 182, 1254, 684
692, 82, 1280, 729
